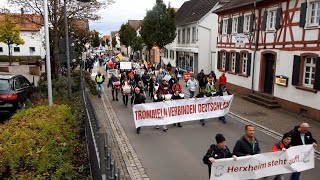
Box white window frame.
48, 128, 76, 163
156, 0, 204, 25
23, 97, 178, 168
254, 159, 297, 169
242, 53, 248, 75
243, 14, 251, 32
267, 8, 277, 31
303, 57, 317, 87
307, 0, 320, 27
187, 28, 191, 43
230, 52, 236, 72
222, 18, 228, 35
192, 27, 196, 43
222, 52, 226, 70
232, 17, 239, 34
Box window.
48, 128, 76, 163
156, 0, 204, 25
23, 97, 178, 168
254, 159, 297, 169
182, 29, 185, 43
192, 27, 196, 42
232, 17, 238, 34
170, 50, 174, 59
242, 53, 248, 74
178, 29, 181, 43
0, 47, 3, 52
243, 15, 251, 32
308, 1, 320, 26
230, 52, 236, 72
303, 57, 317, 87
222, 19, 228, 34
268, 10, 277, 30
187, 28, 190, 43
14, 47, 20, 52
29, 47, 35, 53
222, 52, 226, 70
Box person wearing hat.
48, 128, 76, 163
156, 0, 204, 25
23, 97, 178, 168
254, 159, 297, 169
203, 134, 237, 179
289, 123, 317, 180
271, 132, 292, 180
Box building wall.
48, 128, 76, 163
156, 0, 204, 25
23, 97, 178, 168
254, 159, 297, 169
0, 29, 45, 59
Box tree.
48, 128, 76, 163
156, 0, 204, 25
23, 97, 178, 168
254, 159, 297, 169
92, 31, 100, 47
141, 0, 176, 64
105, 38, 110, 47
112, 36, 117, 50
9, 0, 114, 75
119, 23, 136, 55
131, 36, 144, 59
0, 15, 25, 66
100, 39, 106, 47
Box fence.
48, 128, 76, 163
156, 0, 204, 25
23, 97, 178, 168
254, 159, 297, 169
80, 70, 120, 180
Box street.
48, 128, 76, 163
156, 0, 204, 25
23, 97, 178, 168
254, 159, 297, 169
97, 65, 320, 180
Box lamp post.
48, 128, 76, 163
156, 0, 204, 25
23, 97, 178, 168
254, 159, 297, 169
43, 0, 53, 106
64, 0, 72, 97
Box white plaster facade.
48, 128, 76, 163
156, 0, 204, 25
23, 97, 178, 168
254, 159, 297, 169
0, 28, 45, 59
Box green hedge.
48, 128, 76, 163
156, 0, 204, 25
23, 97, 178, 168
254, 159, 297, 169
0, 55, 42, 62
0, 105, 79, 179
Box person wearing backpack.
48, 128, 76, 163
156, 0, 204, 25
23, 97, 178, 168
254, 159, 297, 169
203, 134, 237, 179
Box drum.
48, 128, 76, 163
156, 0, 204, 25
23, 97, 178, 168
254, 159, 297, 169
179, 93, 185, 98
164, 94, 172, 100
113, 81, 120, 86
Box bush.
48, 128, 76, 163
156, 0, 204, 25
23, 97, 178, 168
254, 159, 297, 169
0, 55, 42, 62
0, 105, 83, 179
82, 70, 98, 95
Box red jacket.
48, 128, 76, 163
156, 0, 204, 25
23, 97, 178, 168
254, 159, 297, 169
172, 83, 182, 92
158, 84, 171, 94
271, 142, 289, 152
219, 75, 227, 86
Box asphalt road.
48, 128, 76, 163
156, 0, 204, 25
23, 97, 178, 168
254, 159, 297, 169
102, 86, 319, 180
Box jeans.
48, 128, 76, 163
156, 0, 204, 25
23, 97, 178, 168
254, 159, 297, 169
290, 172, 300, 180
123, 94, 129, 106
189, 90, 195, 98
96, 84, 103, 96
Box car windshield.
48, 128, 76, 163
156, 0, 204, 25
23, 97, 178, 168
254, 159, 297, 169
0, 79, 10, 91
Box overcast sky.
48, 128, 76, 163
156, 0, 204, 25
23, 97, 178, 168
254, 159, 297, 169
90, 0, 187, 36
0, 0, 187, 36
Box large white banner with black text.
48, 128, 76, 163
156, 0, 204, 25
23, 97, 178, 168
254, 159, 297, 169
132, 95, 234, 128
210, 145, 315, 180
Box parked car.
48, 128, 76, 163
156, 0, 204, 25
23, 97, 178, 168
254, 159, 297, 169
0, 74, 34, 114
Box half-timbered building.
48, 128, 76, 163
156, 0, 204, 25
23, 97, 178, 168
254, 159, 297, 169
214, 0, 320, 120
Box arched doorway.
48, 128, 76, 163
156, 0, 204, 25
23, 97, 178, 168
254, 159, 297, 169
259, 52, 276, 94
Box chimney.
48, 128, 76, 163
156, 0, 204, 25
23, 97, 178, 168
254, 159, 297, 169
20, 8, 25, 24
20, 7, 24, 15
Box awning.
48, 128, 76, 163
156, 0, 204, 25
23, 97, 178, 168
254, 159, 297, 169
172, 47, 198, 53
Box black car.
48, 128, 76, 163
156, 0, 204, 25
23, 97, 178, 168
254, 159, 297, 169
0, 74, 34, 114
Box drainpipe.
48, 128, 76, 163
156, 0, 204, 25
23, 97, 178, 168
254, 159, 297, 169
251, 1, 261, 93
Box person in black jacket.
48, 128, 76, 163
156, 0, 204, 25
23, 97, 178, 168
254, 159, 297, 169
131, 87, 146, 134
233, 125, 261, 156
171, 90, 183, 127
203, 134, 237, 179
196, 87, 207, 126
289, 123, 317, 180
108, 74, 119, 101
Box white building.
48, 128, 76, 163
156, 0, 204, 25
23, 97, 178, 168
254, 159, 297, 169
162, 0, 223, 75
214, 0, 320, 120
0, 13, 45, 60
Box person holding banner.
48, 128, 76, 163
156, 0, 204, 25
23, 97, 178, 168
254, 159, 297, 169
289, 123, 317, 180
171, 90, 183, 128
205, 78, 217, 97
172, 80, 182, 93
131, 87, 146, 134
203, 134, 237, 179
108, 74, 119, 101
196, 86, 208, 126
153, 90, 168, 132
271, 132, 292, 180
233, 125, 261, 157
217, 86, 231, 124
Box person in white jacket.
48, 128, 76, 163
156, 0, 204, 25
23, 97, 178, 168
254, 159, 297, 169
187, 75, 197, 98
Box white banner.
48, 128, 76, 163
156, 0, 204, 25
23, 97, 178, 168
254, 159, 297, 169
120, 62, 132, 69
106, 69, 118, 78
210, 145, 315, 180
133, 95, 234, 128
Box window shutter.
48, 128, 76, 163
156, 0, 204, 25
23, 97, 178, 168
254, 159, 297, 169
263, 11, 268, 31
238, 16, 244, 33
275, 8, 282, 30
225, 52, 230, 71
292, 55, 301, 86
247, 53, 252, 76
227, 18, 232, 34
235, 52, 241, 73
249, 14, 255, 32
220, 19, 223, 34
299, 3, 307, 27
314, 57, 320, 90
217, 51, 221, 69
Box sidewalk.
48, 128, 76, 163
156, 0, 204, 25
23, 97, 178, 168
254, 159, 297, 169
179, 79, 320, 142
